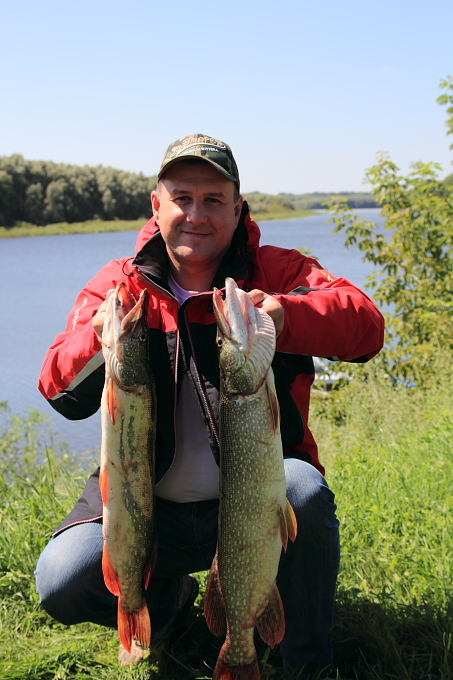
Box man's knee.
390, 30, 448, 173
284, 458, 338, 532
35, 522, 105, 625
35, 538, 78, 623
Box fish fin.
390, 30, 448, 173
255, 584, 285, 648
107, 378, 115, 424
212, 647, 260, 680
285, 497, 298, 543
99, 467, 108, 505
102, 545, 120, 596
278, 498, 298, 552
266, 379, 280, 435
278, 504, 289, 552
143, 542, 158, 590
117, 597, 151, 654
204, 554, 227, 636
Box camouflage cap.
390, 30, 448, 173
158, 133, 240, 190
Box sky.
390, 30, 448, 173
0, 0, 452, 194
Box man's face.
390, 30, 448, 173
151, 162, 243, 272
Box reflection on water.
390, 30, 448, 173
0, 209, 385, 452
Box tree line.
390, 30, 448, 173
0, 155, 157, 227
244, 190, 378, 215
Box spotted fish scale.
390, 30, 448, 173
205, 278, 297, 680
100, 282, 157, 655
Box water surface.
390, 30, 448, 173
0, 209, 385, 452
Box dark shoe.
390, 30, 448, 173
117, 574, 199, 666
152, 574, 199, 645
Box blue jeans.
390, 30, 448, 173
35, 459, 339, 676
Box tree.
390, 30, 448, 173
0, 156, 157, 227
437, 75, 453, 152
328, 77, 453, 383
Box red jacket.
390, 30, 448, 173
38, 206, 384, 534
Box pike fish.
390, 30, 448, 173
205, 278, 297, 680
100, 282, 157, 654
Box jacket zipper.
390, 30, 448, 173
183, 306, 220, 448
136, 266, 219, 458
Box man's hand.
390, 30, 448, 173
248, 290, 284, 338
92, 289, 115, 342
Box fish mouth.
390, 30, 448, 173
118, 286, 148, 339
110, 283, 148, 362
213, 278, 276, 393
213, 278, 256, 353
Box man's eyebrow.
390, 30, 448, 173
168, 187, 227, 198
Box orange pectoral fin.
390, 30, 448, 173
255, 584, 285, 648
279, 498, 297, 552
99, 468, 108, 505
285, 498, 297, 543
107, 378, 115, 424
204, 553, 227, 636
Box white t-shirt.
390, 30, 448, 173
154, 272, 220, 502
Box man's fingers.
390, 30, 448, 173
93, 289, 116, 341
247, 289, 267, 307
247, 289, 284, 338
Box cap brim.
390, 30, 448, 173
158, 156, 238, 186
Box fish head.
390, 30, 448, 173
102, 282, 149, 391
213, 278, 276, 395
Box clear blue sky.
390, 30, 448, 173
1, 0, 452, 193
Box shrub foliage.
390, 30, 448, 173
327, 76, 453, 382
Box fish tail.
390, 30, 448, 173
212, 646, 260, 680
117, 597, 151, 654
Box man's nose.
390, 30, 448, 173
187, 199, 207, 226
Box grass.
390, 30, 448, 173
251, 209, 316, 223
0, 210, 317, 239
2, 370, 453, 679
0, 219, 148, 238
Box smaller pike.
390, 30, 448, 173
100, 282, 157, 654
205, 278, 297, 680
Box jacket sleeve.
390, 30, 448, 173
260, 246, 384, 362
38, 259, 129, 420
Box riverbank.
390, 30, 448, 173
0, 210, 316, 239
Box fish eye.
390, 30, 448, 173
216, 337, 223, 347
139, 332, 147, 343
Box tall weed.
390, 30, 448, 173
2, 377, 453, 678
311, 369, 453, 677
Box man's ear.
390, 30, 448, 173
151, 191, 160, 221
234, 195, 244, 225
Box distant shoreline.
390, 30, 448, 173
0, 210, 318, 239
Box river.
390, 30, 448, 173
0, 209, 385, 453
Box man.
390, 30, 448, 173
36, 134, 384, 679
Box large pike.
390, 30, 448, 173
205, 278, 297, 680
100, 282, 157, 654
